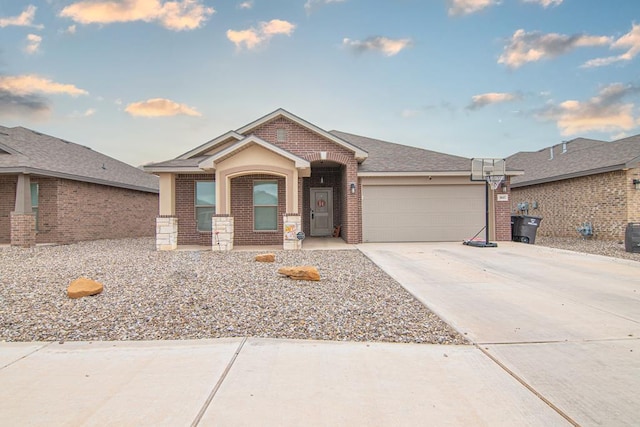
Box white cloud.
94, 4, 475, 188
467, 92, 520, 110
305, 0, 346, 14
69, 108, 96, 118
498, 29, 611, 68
227, 19, 296, 50
238, 1, 253, 9
522, 0, 562, 7
59, 0, 214, 31
342, 36, 412, 56
536, 83, 640, 135
448, 0, 497, 16
582, 24, 640, 68
24, 34, 42, 55
0, 5, 43, 29
0, 74, 88, 96
125, 98, 201, 117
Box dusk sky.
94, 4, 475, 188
1, 0, 639, 167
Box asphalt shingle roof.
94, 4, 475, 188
331, 131, 473, 173
507, 135, 640, 187
0, 125, 158, 193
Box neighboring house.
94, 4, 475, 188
507, 135, 640, 240
144, 109, 518, 250
0, 125, 159, 247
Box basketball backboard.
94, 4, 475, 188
470, 158, 506, 182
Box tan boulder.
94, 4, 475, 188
277, 266, 320, 281
255, 253, 276, 263
67, 277, 104, 299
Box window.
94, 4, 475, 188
254, 181, 278, 231
276, 128, 287, 142
195, 181, 215, 232
31, 183, 39, 230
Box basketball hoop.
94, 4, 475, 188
486, 175, 504, 191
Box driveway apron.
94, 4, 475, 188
359, 241, 640, 426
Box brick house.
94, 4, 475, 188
507, 135, 640, 240
144, 109, 517, 250
0, 125, 159, 247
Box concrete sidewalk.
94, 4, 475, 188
359, 241, 640, 426
0, 338, 568, 426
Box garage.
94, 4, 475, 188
362, 184, 485, 242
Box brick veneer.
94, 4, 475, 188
494, 177, 512, 241
0, 175, 157, 245
231, 174, 286, 246
175, 173, 214, 246
253, 117, 362, 243
510, 170, 635, 240
10, 212, 36, 247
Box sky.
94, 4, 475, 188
1, 0, 639, 167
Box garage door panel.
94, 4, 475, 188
362, 185, 484, 242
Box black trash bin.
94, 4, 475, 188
513, 215, 542, 244
625, 223, 640, 253
511, 215, 522, 242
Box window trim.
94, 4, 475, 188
195, 180, 215, 232
253, 180, 278, 232
31, 182, 39, 231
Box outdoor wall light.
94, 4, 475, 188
633, 179, 640, 190
350, 182, 356, 194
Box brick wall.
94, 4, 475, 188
627, 168, 640, 223
494, 177, 512, 241
231, 174, 286, 246
175, 173, 214, 246
511, 171, 630, 240
0, 175, 17, 243
253, 117, 362, 243
1, 175, 157, 244
55, 179, 157, 244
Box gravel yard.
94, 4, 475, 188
535, 236, 640, 262
0, 238, 466, 344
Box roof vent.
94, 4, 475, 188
276, 128, 287, 142
562, 141, 567, 154
549, 147, 554, 160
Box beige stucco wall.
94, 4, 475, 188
215, 144, 300, 214
158, 173, 176, 216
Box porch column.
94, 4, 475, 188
11, 174, 36, 247
156, 173, 177, 250
283, 214, 302, 250
212, 215, 234, 251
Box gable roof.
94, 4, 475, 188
198, 135, 310, 170
332, 130, 520, 176
507, 135, 640, 187
0, 125, 158, 193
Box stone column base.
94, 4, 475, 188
213, 216, 234, 251
10, 212, 36, 248
283, 214, 302, 250
156, 216, 178, 251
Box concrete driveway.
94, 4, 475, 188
359, 241, 640, 426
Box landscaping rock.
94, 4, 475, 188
67, 277, 103, 299
255, 253, 275, 262
277, 266, 320, 281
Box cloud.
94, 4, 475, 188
467, 92, 521, 110
125, 98, 201, 117
582, 24, 640, 68
60, 24, 77, 34
24, 34, 42, 54
0, 5, 44, 29
522, 0, 562, 7
227, 19, 296, 50
498, 29, 611, 68
59, 0, 214, 31
0, 74, 88, 96
342, 36, 412, 56
238, 1, 253, 9
0, 74, 87, 119
535, 83, 640, 135
448, 0, 497, 16
69, 108, 96, 118
304, 0, 346, 14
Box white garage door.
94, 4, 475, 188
362, 185, 485, 242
